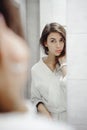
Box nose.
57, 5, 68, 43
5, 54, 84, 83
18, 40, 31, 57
56, 41, 61, 48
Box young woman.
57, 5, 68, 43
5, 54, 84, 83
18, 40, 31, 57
31, 22, 67, 121
0, 0, 29, 112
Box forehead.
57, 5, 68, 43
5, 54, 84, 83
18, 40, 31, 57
48, 32, 62, 39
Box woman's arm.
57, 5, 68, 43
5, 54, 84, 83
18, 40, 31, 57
31, 70, 52, 119
37, 103, 52, 119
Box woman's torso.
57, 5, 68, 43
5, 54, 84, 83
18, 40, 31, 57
31, 57, 67, 120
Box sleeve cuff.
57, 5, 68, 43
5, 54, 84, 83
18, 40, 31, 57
36, 102, 44, 108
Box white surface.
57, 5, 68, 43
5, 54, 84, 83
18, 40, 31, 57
67, 80, 87, 125
67, 0, 87, 129
67, 0, 87, 33
40, 0, 66, 34
67, 34, 87, 79
0, 101, 74, 130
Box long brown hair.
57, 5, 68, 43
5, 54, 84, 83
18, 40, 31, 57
0, 0, 24, 38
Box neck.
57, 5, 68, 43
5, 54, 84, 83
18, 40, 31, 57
46, 55, 56, 66
43, 55, 56, 71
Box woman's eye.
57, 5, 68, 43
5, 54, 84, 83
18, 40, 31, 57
50, 39, 56, 43
51, 40, 54, 42
60, 38, 63, 42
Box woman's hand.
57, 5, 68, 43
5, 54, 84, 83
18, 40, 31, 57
58, 55, 67, 77
58, 55, 66, 65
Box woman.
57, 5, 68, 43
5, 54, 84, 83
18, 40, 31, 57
31, 22, 67, 121
0, 0, 29, 112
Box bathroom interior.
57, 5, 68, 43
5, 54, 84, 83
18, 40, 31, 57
1, 0, 87, 130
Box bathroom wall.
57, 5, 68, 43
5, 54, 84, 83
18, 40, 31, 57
40, 0, 66, 33
67, 0, 87, 129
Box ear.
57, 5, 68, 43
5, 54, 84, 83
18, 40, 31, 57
44, 42, 48, 47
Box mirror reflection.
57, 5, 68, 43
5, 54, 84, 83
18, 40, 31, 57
27, 0, 67, 121
31, 22, 67, 121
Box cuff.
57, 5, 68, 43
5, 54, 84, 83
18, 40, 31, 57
59, 63, 67, 69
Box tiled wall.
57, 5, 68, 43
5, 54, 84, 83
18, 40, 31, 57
67, 0, 87, 129
40, 0, 66, 34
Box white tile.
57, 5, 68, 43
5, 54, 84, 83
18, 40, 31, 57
40, 0, 66, 33
52, 0, 66, 25
67, 34, 87, 79
67, 80, 87, 125
67, 0, 87, 33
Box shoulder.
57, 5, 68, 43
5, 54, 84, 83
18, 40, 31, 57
31, 61, 40, 77
31, 59, 43, 73
1, 27, 29, 63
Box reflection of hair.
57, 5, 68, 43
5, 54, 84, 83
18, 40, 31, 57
40, 22, 66, 57
0, 0, 24, 38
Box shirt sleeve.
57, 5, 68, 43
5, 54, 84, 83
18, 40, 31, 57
31, 69, 43, 107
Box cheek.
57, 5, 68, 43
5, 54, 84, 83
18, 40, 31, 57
48, 44, 54, 50
61, 43, 65, 49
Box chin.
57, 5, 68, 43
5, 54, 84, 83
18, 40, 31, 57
55, 53, 61, 56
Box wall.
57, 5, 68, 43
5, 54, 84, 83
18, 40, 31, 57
67, 0, 87, 129
26, 0, 40, 97
17, 0, 40, 98
40, 0, 66, 32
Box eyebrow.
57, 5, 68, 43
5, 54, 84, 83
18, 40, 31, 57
50, 38, 56, 40
50, 35, 62, 39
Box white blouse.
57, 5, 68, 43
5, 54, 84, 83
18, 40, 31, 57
31, 57, 67, 121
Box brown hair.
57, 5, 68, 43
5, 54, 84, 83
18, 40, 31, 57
0, 0, 24, 38
40, 22, 66, 57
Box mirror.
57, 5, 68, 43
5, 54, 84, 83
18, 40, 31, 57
0, 0, 67, 123
25, 0, 67, 122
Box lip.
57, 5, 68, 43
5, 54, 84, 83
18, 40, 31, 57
56, 50, 62, 53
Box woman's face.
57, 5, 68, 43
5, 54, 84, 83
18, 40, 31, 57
45, 32, 64, 56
